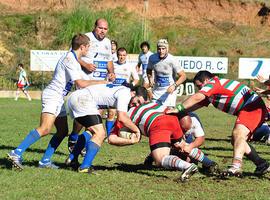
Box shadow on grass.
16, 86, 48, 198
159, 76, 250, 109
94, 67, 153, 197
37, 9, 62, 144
0, 144, 67, 156
92, 163, 170, 178
205, 138, 231, 143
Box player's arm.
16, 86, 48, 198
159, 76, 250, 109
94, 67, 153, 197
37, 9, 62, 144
108, 134, 138, 146
78, 58, 96, 72
75, 79, 107, 88
183, 136, 205, 153
107, 61, 115, 81
167, 70, 186, 94
108, 119, 139, 146
117, 111, 140, 141
131, 67, 140, 86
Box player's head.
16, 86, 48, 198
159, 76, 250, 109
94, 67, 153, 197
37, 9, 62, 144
111, 40, 118, 53
140, 41, 150, 53
18, 63, 24, 69
117, 47, 127, 64
71, 33, 90, 56
129, 86, 148, 108
193, 70, 214, 89
157, 39, 169, 59
94, 18, 108, 40
179, 114, 192, 132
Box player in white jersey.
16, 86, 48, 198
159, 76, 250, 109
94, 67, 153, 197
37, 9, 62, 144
68, 18, 116, 152
105, 47, 140, 136
7, 34, 107, 170
147, 39, 186, 107
180, 113, 205, 149
66, 85, 147, 173
136, 41, 153, 89
15, 63, 31, 101
80, 18, 114, 80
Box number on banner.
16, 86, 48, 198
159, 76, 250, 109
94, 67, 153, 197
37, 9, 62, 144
185, 82, 195, 95
176, 84, 184, 96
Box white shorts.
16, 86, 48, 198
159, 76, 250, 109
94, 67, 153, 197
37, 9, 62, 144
152, 89, 177, 107
68, 89, 100, 119
41, 88, 67, 117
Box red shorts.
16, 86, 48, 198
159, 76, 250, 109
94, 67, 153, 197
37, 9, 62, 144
236, 98, 267, 139
148, 115, 183, 146
17, 82, 25, 88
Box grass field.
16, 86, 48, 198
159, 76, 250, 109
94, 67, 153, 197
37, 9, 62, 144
0, 98, 269, 200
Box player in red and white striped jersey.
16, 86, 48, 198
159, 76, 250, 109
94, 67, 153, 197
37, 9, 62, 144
169, 70, 270, 177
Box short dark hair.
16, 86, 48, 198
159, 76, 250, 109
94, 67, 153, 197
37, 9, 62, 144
133, 86, 148, 101
71, 34, 89, 50
117, 47, 127, 56
18, 63, 24, 68
193, 70, 214, 83
111, 40, 118, 48
140, 41, 150, 49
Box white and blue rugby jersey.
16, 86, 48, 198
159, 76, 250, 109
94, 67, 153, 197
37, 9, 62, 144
83, 32, 113, 80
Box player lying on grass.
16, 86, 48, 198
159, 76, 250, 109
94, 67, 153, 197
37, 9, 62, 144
65, 84, 146, 173
167, 70, 270, 177
108, 102, 219, 181
143, 112, 219, 175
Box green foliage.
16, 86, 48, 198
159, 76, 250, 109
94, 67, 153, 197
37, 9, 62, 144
54, 7, 144, 53
0, 99, 269, 199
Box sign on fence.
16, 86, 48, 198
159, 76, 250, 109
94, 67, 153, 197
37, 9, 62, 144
30, 50, 67, 71
238, 58, 270, 79
176, 56, 228, 74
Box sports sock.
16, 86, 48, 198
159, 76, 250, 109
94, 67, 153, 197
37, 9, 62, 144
14, 129, 41, 156
80, 140, 100, 169
69, 131, 92, 161
189, 148, 214, 167
68, 132, 79, 142
245, 144, 266, 166
161, 155, 191, 171
105, 120, 115, 137
40, 135, 65, 163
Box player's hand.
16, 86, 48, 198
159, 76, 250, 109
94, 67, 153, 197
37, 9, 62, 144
108, 72, 116, 82
254, 87, 265, 94
165, 107, 179, 114
84, 63, 96, 72
256, 74, 265, 83
130, 133, 140, 144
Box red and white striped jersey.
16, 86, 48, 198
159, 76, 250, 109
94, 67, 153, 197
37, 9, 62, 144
199, 76, 259, 115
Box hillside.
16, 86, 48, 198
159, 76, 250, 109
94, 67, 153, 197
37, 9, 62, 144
0, 0, 270, 88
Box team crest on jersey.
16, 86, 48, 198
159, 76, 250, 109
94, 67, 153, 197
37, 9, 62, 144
105, 45, 109, 50
123, 68, 128, 72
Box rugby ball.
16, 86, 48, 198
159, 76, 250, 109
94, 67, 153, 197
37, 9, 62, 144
119, 127, 133, 139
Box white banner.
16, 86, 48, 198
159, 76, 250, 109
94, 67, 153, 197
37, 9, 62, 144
30, 51, 228, 75
238, 58, 270, 79
177, 56, 228, 74
30, 50, 67, 71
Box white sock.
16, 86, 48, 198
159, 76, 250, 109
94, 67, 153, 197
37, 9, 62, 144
161, 155, 191, 171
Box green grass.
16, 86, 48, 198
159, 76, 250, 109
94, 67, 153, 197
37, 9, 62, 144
0, 98, 269, 199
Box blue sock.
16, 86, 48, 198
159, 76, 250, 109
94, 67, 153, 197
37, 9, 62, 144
106, 120, 115, 137
80, 140, 100, 169
68, 132, 79, 142
69, 131, 92, 161
14, 129, 41, 156
40, 135, 65, 163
